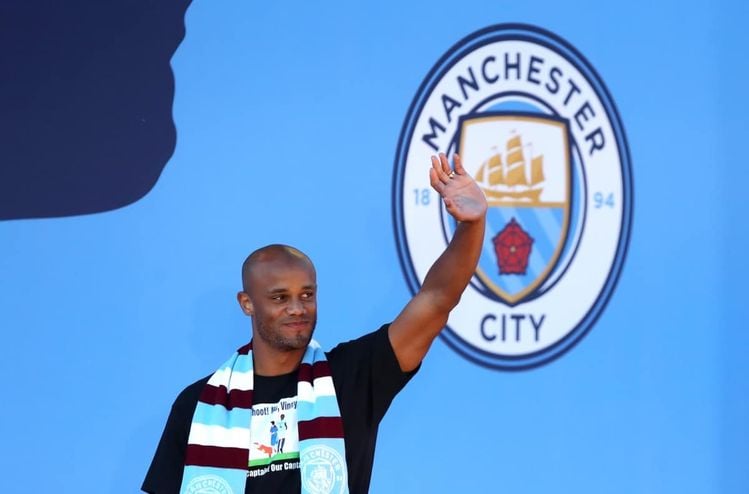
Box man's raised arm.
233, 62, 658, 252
389, 153, 488, 372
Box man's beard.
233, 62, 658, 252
255, 317, 316, 351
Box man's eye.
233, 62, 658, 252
301, 292, 315, 299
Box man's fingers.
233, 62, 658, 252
431, 155, 451, 184
454, 153, 466, 176
429, 168, 445, 194
439, 153, 452, 176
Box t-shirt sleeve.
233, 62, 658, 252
142, 377, 207, 494
327, 323, 419, 425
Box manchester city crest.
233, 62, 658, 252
185, 474, 234, 494
301, 445, 347, 494
392, 24, 633, 370
456, 112, 571, 305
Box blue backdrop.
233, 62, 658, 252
1, 1, 747, 492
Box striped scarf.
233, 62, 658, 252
179, 340, 349, 494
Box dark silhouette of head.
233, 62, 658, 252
0, 0, 193, 220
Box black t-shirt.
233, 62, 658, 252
142, 324, 416, 493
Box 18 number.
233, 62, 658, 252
413, 188, 431, 206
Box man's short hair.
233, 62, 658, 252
241, 244, 313, 291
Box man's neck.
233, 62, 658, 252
251, 343, 305, 376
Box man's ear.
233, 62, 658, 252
237, 291, 254, 316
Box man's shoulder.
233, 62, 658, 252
325, 323, 390, 359
172, 374, 211, 411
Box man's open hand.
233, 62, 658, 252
429, 153, 488, 223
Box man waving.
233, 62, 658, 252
142, 153, 487, 494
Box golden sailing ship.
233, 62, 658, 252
475, 133, 545, 204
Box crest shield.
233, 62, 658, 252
453, 113, 572, 305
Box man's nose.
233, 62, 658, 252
286, 298, 304, 315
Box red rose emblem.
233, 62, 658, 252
493, 218, 534, 275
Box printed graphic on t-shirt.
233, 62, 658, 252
248, 396, 300, 478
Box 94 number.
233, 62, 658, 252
593, 192, 615, 209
